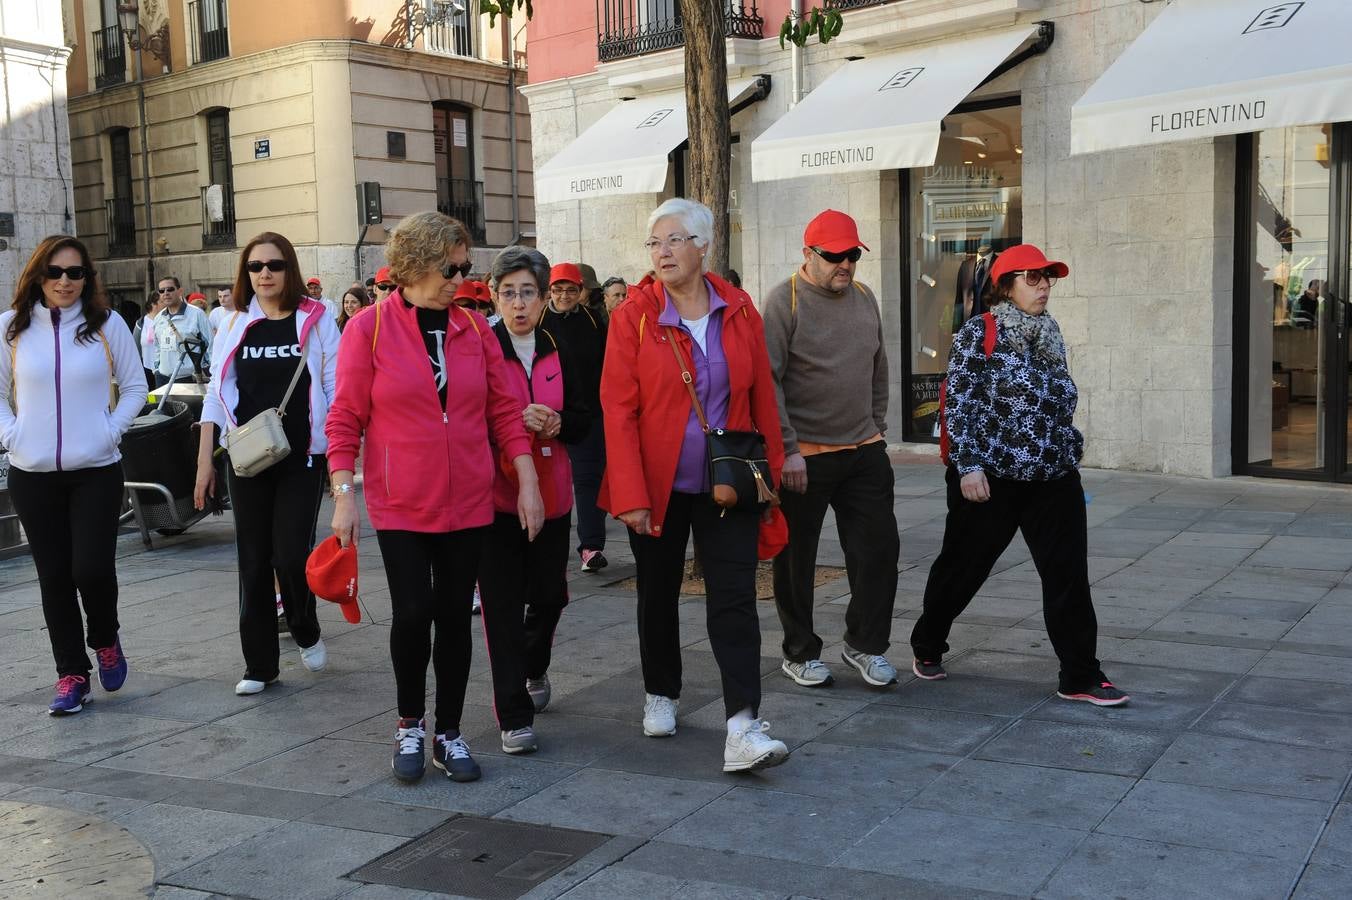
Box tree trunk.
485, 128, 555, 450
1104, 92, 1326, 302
682, 0, 731, 277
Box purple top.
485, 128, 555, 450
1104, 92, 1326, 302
660, 280, 730, 493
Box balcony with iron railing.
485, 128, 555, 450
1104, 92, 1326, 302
597, 0, 764, 63
426, 11, 475, 58
189, 0, 230, 64
93, 24, 126, 88
437, 178, 486, 243
822, 0, 891, 9
201, 184, 236, 248
105, 197, 136, 257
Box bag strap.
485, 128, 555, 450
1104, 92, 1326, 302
664, 325, 709, 434
98, 330, 116, 413
276, 322, 312, 418
981, 311, 997, 357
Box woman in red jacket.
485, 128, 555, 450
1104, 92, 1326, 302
325, 212, 544, 786
477, 245, 592, 755
600, 197, 789, 774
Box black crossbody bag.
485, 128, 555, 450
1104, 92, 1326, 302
664, 326, 777, 512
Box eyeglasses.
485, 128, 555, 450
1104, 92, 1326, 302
644, 234, 697, 253
246, 260, 288, 273
375, 282, 394, 291
812, 246, 862, 265
498, 289, 540, 304
441, 261, 473, 280
1011, 269, 1059, 288
157, 285, 178, 293
551, 284, 581, 296
46, 265, 87, 281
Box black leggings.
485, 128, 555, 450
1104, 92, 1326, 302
8, 463, 125, 678
226, 457, 326, 681
376, 527, 485, 736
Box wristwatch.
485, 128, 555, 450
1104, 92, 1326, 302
333, 483, 354, 495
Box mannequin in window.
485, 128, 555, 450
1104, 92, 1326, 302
953, 244, 996, 330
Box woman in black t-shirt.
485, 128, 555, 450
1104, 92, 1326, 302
195, 232, 342, 696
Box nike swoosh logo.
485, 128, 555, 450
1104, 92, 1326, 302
545, 373, 559, 381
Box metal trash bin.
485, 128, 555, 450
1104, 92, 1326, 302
0, 450, 26, 559
119, 400, 212, 543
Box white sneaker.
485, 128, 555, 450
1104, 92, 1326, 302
841, 646, 897, 686
723, 720, 790, 773
642, 693, 678, 737
300, 638, 327, 672
235, 676, 279, 696
472, 584, 482, 616
781, 659, 833, 687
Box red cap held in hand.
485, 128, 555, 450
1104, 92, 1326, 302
803, 210, 870, 254
758, 506, 789, 560
306, 536, 361, 624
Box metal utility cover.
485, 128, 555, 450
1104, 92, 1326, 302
348, 815, 611, 899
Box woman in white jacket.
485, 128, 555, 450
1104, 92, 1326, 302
195, 232, 340, 696
0, 236, 148, 715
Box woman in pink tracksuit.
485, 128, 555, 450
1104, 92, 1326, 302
325, 212, 544, 786
477, 246, 592, 756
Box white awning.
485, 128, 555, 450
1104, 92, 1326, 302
750, 26, 1040, 182
1072, 0, 1352, 155
535, 79, 761, 205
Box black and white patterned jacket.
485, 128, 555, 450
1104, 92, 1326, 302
944, 315, 1084, 480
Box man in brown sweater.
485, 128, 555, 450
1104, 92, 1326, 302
763, 209, 900, 689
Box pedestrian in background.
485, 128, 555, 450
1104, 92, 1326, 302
602, 276, 627, 313
196, 231, 341, 697
336, 286, 370, 332
600, 197, 789, 773
478, 245, 591, 753
764, 210, 900, 690
541, 262, 609, 573
915, 244, 1129, 707
146, 276, 213, 385
326, 211, 544, 785
371, 267, 395, 304
0, 235, 148, 714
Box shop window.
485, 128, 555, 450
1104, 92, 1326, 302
902, 102, 1023, 440
201, 108, 236, 247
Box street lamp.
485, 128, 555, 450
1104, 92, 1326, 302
116, 3, 171, 64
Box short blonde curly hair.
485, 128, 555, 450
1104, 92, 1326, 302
385, 212, 472, 285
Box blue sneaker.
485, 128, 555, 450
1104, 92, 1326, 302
95, 638, 128, 692
49, 675, 91, 715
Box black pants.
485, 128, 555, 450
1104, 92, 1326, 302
912, 467, 1104, 692
226, 456, 325, 681
478, 512, 571, 730
376, 527, 484, 736
9, 463, 124, 678
565, 420, 607, 552
629, 491, 761, 719
772, 442, 899, 662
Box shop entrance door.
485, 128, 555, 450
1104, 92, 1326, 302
1235, 123, 1352, 479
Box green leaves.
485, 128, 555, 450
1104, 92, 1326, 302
478, 0, 533, 28
779, 8, 845, 49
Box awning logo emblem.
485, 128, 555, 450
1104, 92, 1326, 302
879, 67, 924, 92
1243, 2, 1302, 33
636, 109, 673, 128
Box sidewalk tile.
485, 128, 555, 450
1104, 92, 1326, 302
354, 753, 578, 816
99, 724, 311, 778
4, 712, 196, 765
1250, 651, 1352, 685
298, 797, 450, 837
1309, 802, 1352, 870
818, 705, 1008, 755
158, 778, 331, 819
500, 768, 728, 838
1229, 674, 1352, 715
1146, 733, 1352, 801
1193, 702, 1352, 751
976, 720, 1173, 776
114, 802, 285, 876
876, 674, 1055, 717
220, 738, 391, 796
1293, 863, 1352, 899
909, 759, 1134, 829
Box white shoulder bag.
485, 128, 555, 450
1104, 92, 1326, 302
224, 326, 311, 477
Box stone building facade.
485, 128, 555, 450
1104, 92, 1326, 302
522, 0, 1351, 482
63, 0, 534, 308
0, 0, 75, 304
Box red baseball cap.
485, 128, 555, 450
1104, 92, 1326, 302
549, 262, 584, 287
306, 277, 321, 286
803, 210, 870, 254
757, 507, 789, 560
454, 280, 480, 302
989, 244, 1070, 282
186, 292, 205, 302
305, 536, 361, 624
374, 266, 392, 285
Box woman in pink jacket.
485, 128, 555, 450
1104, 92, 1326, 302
325, 212, 544, 786
477, 246, 592, 756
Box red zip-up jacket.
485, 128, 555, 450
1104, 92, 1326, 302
325, 293, 532, 533
599, 272, 784, 534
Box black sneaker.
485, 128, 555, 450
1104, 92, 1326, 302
433, 732, 481, 782
1057, 680, 1130, 707
912, 658, 947, 680
391, 717, 426, 782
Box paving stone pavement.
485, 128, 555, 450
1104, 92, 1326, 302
2, 462, 1352, 898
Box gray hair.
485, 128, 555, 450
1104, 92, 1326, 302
489, 245, 551, 294
602, 276, 626, 291
647, 198, 713, 272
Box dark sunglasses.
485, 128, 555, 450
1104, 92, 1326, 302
156, 285, 177, 293
246, 259, 288, 273
441, 260, 473, 280
375, 282, 395, 291
46, 265, 88, 281
812, 246, 862, 265
1010, 269, 1059, 288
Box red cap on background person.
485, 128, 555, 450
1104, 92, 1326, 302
374, 266, 392, 285
306, 536, 361, 624
989, 244, 1069, 282
306, 277, 321, 286
549, 262, 584, 287
454, 280, 480, 303
803, 210, 870, 254
186, 292, 205, 302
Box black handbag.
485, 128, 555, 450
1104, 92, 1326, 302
665, 326, 777, 512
